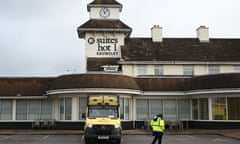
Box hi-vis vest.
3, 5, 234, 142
151, 118, 165, 132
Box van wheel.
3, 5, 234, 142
116, 139, 121, 144
84, 139, 89, 144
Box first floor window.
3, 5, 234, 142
209, 65, 220, 74
60, 98, 72, 120
137, 65, 147, 76
234, 65, 240, 73
0, 100, 13, 120
183, 65, 194, 76
154, 65, 163, 76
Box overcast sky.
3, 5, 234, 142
0, 0, 240, 77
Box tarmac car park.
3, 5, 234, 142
0, 134, 239, 144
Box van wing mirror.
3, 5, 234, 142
120, 114, 124, 119
82, 113, 86, 119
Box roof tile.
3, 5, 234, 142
121, 38, 240, 61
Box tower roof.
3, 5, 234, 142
87, 0, 122, 11
77, 19, 132, 38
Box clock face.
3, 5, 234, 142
99, 7, 110, 18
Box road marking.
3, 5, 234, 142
0, 135, 14, 140
213, 138, 228, 142
185, 135, 195, 139
81, 135, 85, 142
41, 135, 49, 141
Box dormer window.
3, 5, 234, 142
102, 65, 119, 73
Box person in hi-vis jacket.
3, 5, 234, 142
150, 114, 165, 144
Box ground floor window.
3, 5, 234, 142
136, 98, 190, 120
60, 98, 72, 120
120, 98, 130, 120
228, 97, 240, 120
178, 99, 190, 119
41, 100, 53, 119
164, 99, 177, 119
79, 97, 87, 120
192, 98, 209, 120
16, 99, 52, 120
150, 99, 163, 119
212, 97, 227, 120
136, 99, 149, 120
0, 100, 12, 120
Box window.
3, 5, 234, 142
164, 100, 177, 119
41, 100, 53, 119
192, 98, 209, 120
16, 100, 52, 120
79, 97, 87, 120
0, 100, 12, 120
60, 98, 72, 120
212, 97, 227, 120
28, 100, 40, 120
183, 65, 194, 76
192, 99, 198, 120
199, 99, 209, 120
137, 65, 147, 76
136, 99, 149, 120
228, 97, 240, 120
178, 99, 190, 119
120, 98, 130, 120
16, 100, 27, 120
154, 65, 163, 75
149, 99, 163, 119
234, 65, 240, 73
208, 65, 220, 74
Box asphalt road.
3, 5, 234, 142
0, 134, 239, 144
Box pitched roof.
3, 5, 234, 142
121, 38, 240, 62
0, 77, 55, 96
88, 0, 121, 5
77, 19, 132, 38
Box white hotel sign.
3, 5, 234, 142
86, 33, 124, 58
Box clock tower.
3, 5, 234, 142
77, 0, 132, 72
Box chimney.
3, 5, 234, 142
197, 26, 209, 42
151, 25, 163, 42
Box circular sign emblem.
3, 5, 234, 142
88, 37, 95, 45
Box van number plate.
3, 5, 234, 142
98, 136, 109, 140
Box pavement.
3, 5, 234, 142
0, 129, 239, 140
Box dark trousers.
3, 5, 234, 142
151, 131, 163, 144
